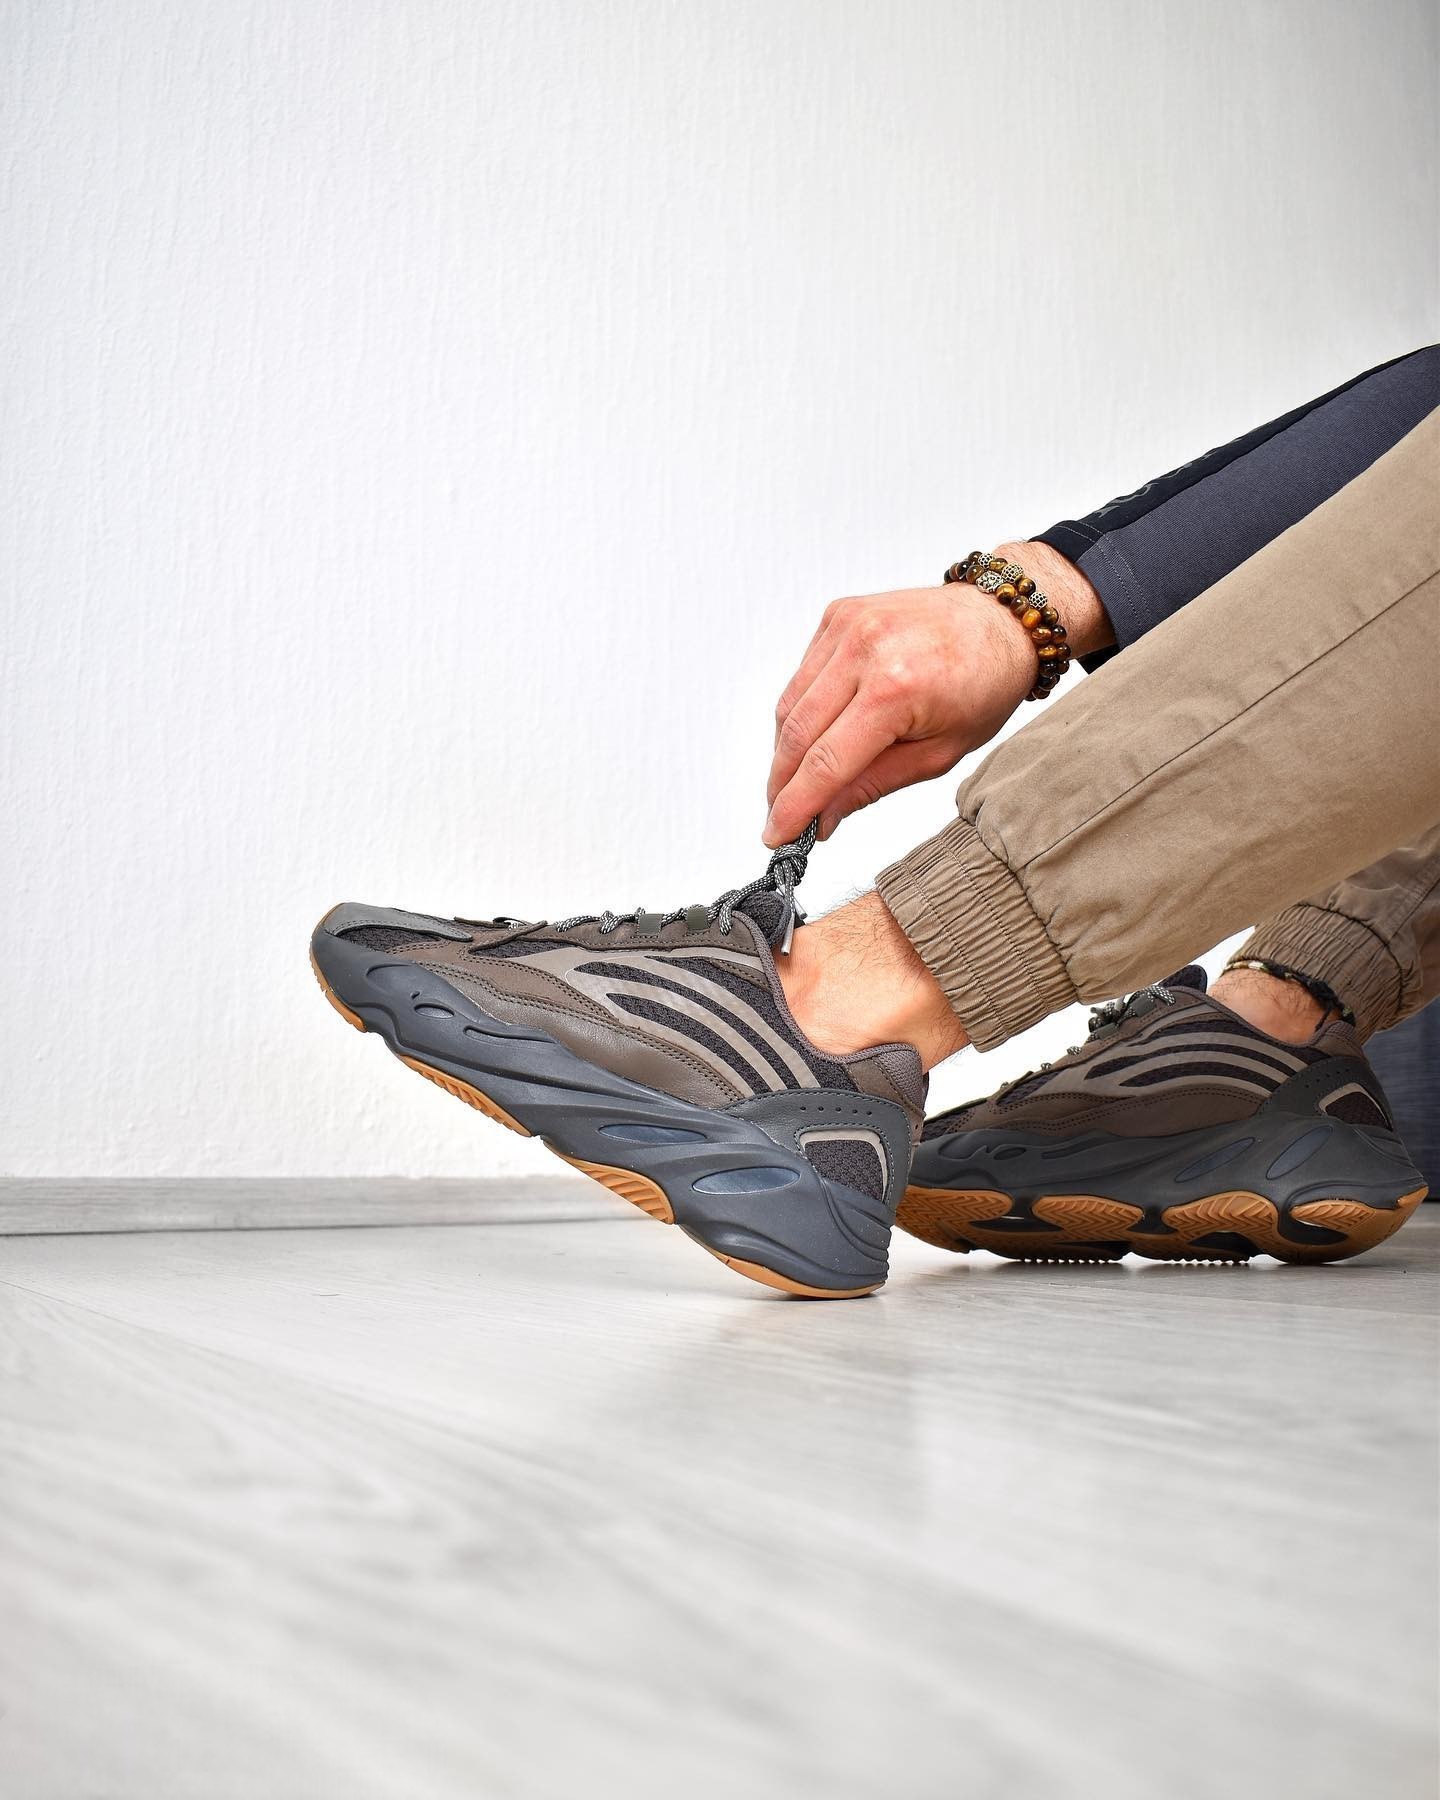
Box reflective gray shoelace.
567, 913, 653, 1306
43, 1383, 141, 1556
999, 980, 1178, 1096
555, 816, 820, 950
1066, 981, 1176, 1056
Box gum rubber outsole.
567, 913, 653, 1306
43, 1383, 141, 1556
310, 950, 879, 1299
899, 1183, 1427, 1264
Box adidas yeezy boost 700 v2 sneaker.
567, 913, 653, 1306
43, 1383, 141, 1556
311, 827, 925, 1298
904, 966, 1425, 1264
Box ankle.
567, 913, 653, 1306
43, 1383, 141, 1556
1211, 966, 1329, 1043
776, 892, 969, 1070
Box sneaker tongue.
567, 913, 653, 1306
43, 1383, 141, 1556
1164, 964, 1208, 994
734, 888, 792, 948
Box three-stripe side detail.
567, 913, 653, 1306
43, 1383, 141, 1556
1083, 1011, 1313, 1099
513, 942, 831, 1097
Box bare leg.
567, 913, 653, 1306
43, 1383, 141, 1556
777, 894, 969, 1070
781, 903, 1340, 1069
1210, 966, 1329, 1042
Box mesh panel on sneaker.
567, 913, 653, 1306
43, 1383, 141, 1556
1119, 1060, 1286, 1089
600, 968, 803, 1091
602, 954, 858, 1094
471, 937, 569, 959
803, 1137, 885, 1202
1143, 1016, 1326, 1059
1089, 1042, 1303, 1082
664, 954, 768, 994
1000, 1069, 1061, 1105
921, 1098, 984, 1139
1323, 1089, 1392, 1129
612, 993, 790, 1092
341, 925, 451, 953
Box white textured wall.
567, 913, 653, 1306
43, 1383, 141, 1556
4, 0, 1436, 1177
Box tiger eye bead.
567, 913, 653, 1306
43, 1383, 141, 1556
939, 555, 1069, 701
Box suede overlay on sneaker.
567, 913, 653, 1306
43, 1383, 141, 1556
905, 967, 1425, 1265
311, 828, 925, 1299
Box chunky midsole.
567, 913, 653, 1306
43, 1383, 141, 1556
312, 924, 898, 1292
905, 1116, 1424, 1256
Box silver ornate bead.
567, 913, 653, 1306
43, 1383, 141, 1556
977, 570, 1002, 593
1001, 562, 1024, 583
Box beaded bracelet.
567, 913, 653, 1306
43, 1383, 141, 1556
944, 549, 1073, 702
1221, 957, 1357, 1027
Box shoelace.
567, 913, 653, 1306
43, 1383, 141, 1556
554, 817, 820, 952
1074, 980, 1176, 1050
998, 980, 1178, 1096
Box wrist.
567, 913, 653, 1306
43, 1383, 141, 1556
994, 539, 1113, 660
973, 580, 1043, 706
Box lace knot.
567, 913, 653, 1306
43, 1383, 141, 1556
552, 816, 820, 949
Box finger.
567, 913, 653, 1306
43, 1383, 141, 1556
773, 620, 841, 749
764, 700, 898, 847
815, 738, 963, 839
766, 655, 857, 808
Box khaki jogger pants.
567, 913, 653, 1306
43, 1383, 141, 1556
877, 409, 1440, 1051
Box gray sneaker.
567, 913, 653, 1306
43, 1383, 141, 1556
311, 827, 924, 1298
904, 966, 1426, 1264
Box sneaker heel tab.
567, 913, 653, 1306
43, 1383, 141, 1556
843, 1042, 928, 1126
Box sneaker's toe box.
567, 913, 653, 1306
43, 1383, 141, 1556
311, 901, 471, 972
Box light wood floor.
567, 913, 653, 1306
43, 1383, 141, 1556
2, 1192, 1436, 1800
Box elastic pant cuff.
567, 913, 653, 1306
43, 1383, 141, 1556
876, 816, 1076, 1052
1237, 904, 1407, 1041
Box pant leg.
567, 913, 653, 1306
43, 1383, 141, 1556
1236, 829, 1440, 1039
1244, 840, 1440, 1193
876, 408, 1440, 1051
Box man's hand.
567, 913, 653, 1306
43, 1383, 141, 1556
764, 541, 1110, 847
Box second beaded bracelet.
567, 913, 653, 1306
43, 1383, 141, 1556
943, 549, 1073, 701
